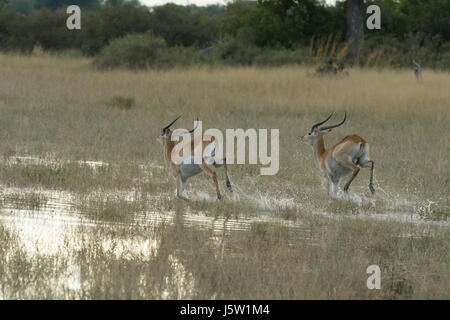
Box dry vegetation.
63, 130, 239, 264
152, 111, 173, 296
0, 52, 449, 299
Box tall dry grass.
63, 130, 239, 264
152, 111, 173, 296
0, 53, 448, 204
0, 53, 449, 299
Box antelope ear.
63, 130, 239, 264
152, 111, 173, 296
321, 129, 332, 135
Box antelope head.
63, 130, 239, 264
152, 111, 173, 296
157, 115, 198, 147
157, 115, 180, 146
300, 112, 347, 148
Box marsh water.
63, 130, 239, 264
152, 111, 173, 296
0, 156, 448, 299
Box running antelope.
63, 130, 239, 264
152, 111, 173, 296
300, 112, 375, 197
157, 116, 232, 200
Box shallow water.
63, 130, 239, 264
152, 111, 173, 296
1, 182, 447, 261
0, 156, 448, 298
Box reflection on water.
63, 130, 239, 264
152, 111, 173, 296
0, 157, 448, 298
0, 185, 319, 299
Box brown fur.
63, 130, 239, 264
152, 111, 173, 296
301, 129, 375, 197
158, 129, 231, 200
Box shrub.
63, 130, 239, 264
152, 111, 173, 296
253, 47, 310, 66
31, 8, 82, 52
217, 39, 262, 66
149, 3, 218, 47
94, 33, 169, 69
107, 95, 136, 110
0, 10, 36, 53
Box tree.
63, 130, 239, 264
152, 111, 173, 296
6, 0, 35, 14
149, 4, 218, 47
34, 0, 101, 12
345, 0, 365, 59
0, 0, 8, 9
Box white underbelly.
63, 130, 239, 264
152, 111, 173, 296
329, 158, 352, 177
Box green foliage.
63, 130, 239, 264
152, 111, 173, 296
417, 202, 450, 222
94, 33, 169, 69
107, 95, 136, 110
5, 0, 101, 14
0, 0, 449, 70
31, 8, 82, 51
149, 3, 218, 47
34, 0, 101, 12
99, 1, 151, 44
4, 0, 34, 14
0, 10, 36, 53
221, 0, 345, 48
199, 4, 224, 16
218, 38, 262, 65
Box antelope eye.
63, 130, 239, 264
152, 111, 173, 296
308, 132, 311, 136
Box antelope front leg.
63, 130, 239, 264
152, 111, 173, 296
176, 175, 189, 201
322, 171, 333, 197
329, 176, 339, 198
200, 163, 222, 200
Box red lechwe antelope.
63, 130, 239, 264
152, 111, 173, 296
300, 112, 375, 197
157, 116, 232, 200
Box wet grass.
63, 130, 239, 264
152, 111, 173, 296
0, 161, 170, 195
2, 192, 48, 210
416, 202, 450, 222
0, 211, 448, 299
76, 192, 148, 222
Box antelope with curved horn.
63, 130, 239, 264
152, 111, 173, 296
300, 112, 375, 197
157, 116, 232, 201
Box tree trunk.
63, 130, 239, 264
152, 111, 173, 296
345, 0, 365, 60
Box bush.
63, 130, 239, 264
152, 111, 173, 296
149, 3, 218, 47
359, 34, 450, 70
217, 39, 262, 66
0, 10, 36, 53
94, 33, 169, 69
31, 8, 82, 52
107, 95, 136, 110
100, 2, 152, 43
253, 47, 310, 66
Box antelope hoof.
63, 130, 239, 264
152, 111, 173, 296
343, 185, 349, 194
177, 195, 189, 202
369, 184, 375, 195
217, 193, 222, 200
226, 181, 233, 192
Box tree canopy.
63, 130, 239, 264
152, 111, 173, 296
0, 0, 448, 69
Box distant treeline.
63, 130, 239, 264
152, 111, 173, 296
0, 0, 449, 69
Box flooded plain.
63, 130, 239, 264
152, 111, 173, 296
0, 156, 448, 299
